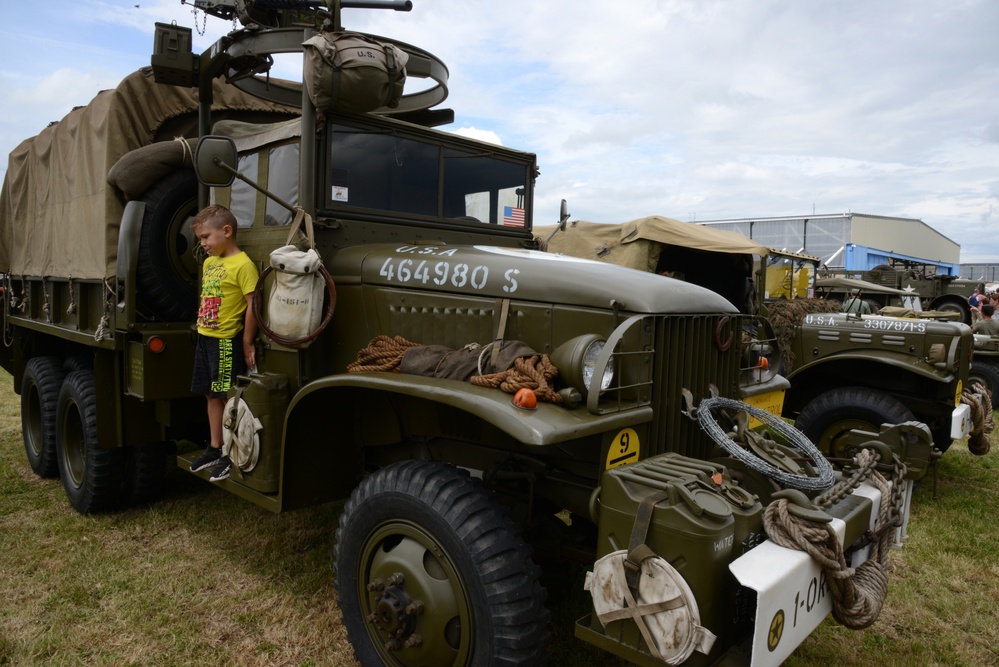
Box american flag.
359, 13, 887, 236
503, 205, 525, 227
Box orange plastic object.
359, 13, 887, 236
512, 388, 538, 410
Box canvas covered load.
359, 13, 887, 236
536, 216, 769, 314
0, 67, 297, 280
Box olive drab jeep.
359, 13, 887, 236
0, 1, 925, 665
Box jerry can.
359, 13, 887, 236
226, 372, 289, 494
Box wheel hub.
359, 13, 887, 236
367, 572, 425, 651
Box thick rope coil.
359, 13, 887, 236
764, 449, 903, 630
962, 382, 993, 456
346, 335, 421, 373
471, 354, 563, 405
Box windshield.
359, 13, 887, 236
765, 254, 817, 300
324, 123, 532, 228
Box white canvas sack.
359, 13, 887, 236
222, 396, 262, 472
266, 209, 325, 346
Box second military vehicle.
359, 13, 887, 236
538, 218, 975, 460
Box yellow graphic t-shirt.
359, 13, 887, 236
197, 252, 259, 339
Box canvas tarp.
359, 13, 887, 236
0, 67, 298, 280
535, 216, 769, 272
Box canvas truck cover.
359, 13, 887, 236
536, 216, 769, 272
536, 216, 770, 315
0, 67, 297, 280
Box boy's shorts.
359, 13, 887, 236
191, 334, 246, 398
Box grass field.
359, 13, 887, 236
1, 367, 997, 666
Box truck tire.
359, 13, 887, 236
21, 357, 65, 478
795, 387, 915, 459
63, 353, 94, 373
137, 169, 200, 322
969, 361, 999, 409
334, 460, 550, 666
120, 441, 169, 507
56, 370, 125, 514
933, 299, 970, 325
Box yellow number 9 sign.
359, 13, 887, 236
606, 428, 640, 469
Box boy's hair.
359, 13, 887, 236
191, 204, 238, 233
983, 304, 995, 317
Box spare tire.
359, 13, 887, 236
137, 169, 200, 321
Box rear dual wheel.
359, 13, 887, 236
334, 460, 550, 666
21, 357, 65, 478
56, 370, 126, 514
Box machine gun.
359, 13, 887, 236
185, 0, 412, 30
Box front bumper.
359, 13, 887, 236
951, 402, 972, 440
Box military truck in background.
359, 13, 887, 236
1, 1, 924, 665
820, 260, 983, 325
538, 219, 975, 459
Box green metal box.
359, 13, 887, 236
586, 453, 764, 665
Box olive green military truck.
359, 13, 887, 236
1, 2, 923, 665
538, 219, 975, 460
820, 261, 983, 325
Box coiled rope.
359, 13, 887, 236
346, 335, 420, 373
763, 449, 906, 630
962, 381, 993, 456
471, 354, 563, 405
346, 336, 564, 404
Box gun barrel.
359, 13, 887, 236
343, 0, 413, 10
250, 0, 412, 11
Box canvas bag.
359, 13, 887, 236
302, 31, 409, 113
266, 209, 325, 346
585, 550, 717, 664
222, 395, 262, 473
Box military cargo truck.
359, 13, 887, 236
820, 261, 983, 325
1, 2, 921, 665
538, 219, 975, 459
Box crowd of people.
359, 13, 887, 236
970, 288, 999, 335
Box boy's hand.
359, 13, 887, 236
244, 343, 256, 372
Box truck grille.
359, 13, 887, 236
597, 314, 744, 460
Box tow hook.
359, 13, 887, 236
366, 572, 425, 651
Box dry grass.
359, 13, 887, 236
1, 367, 997, 666
0, 368, 356, 667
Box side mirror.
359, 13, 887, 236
544, 199, 571, 243
194, 136, 238, 187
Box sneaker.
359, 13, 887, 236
190, 446, 222, 472
209, 456, 233, 482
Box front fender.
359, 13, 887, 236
278, 373, 653, 511
787, 349, 955, 385
288, 372, 654, 447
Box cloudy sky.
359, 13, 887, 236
2, 0, 997, 261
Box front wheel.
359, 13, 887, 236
795, 387, 915, 459
334, 461, 550, 666
56, 370, 125, 514
969, 361, 999, 409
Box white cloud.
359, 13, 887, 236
2, 0, 998, 265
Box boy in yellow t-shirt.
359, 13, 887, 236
188, 205, 259, 482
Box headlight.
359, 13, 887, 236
552, 334, 616, 397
